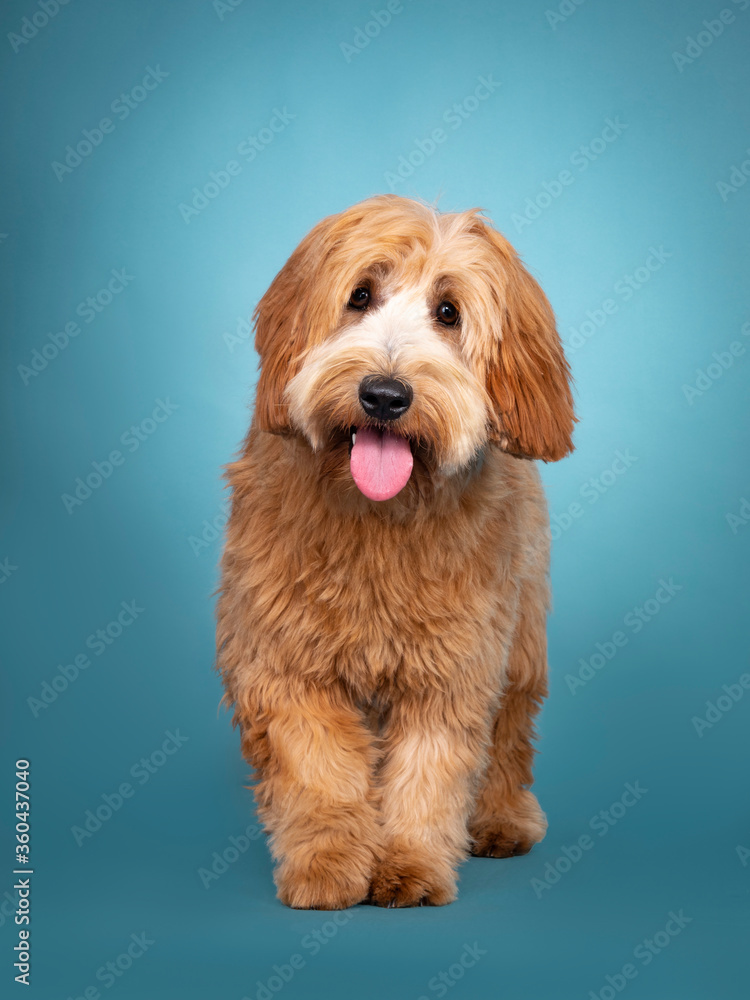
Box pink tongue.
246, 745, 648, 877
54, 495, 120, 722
350, 427, 413, 501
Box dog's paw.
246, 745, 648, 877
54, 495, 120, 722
368, 849, 457, 908
275, 850, 372, 910
469, 824, 534, 857
469, 790, 547, 858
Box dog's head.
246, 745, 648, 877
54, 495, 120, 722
253, 195, 575, 502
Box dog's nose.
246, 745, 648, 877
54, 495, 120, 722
358, 376, 413, 421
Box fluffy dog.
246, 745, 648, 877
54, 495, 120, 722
216, 195, 575, 909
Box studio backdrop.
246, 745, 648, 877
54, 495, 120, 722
2, 0, 749, 998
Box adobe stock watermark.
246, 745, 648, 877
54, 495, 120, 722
339, 0, 412, 62
243, 911, 356, 1000
681, 319, 749, 404
17, 269, 134, 385
566, 247, 672, 354
0, 886, 22, 930
52, 67, 169, 182
384, 74, 500, 190
0, 557, 18, 584
545, 0, 592, 31
588, 910, 692, 1000
188, 500, 229, 556
65, 932, 155, 999
672, 0, 748, 72
531, 782, 648, 897
212, 0, 246, 20
178, 108, 295, 223
726, 496, 750, 534
717, 147, 750, 201
7, 0, 72, 54
26, 601, 145, 718
415, 943, 486, 1000
550, 448, 637, 541
737, 845, 750, 867
61, 397, 179, 514
197, 822, 263, 888
512, 117, 627, 233
222, 313, 254, 352
565, 579, 682, 694
692, 672, 750, 737
71, 730, 189, 846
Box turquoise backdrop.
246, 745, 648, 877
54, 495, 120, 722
2, 0, 749, 997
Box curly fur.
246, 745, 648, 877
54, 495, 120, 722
216, 195, 575, 908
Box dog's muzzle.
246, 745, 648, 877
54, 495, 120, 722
350, 376, 414, 502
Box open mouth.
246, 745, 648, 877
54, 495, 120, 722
349, 426, 414, 502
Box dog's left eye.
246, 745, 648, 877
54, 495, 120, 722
348, 286, 370, 310
436, 301, 459, 326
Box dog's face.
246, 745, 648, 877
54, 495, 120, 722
253, 195, 575, 502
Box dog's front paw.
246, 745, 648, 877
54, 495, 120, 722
275, 849, 372, 910
368, 847, 457, 907
469, 790, 547, 858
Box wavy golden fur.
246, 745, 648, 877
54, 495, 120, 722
217, 195, 575, 908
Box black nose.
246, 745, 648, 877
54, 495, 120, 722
358, 376, 413, 422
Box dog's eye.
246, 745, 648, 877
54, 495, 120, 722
436, 301, 459, 326
348, 286, 370, 310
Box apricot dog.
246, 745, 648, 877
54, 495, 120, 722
216, 195, 575, 909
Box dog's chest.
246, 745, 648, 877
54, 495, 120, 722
287, 506, 509, 688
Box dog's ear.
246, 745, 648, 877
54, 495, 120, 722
481, 225, 576, 461
253, 206, 367, 433
252, 235, 314, 434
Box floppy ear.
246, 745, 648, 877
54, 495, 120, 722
484, 236, 576, 461
253, 209, 358, 433
252, 238, 312, 434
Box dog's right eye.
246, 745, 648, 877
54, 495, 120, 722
348, 286, 370, 310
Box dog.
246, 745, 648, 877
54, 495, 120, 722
216, 194, 575, 909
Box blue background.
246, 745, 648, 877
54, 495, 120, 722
2, 0, 749, 997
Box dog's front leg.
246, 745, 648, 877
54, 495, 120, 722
242, 681, 381, 909
369, 690, 490, 907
